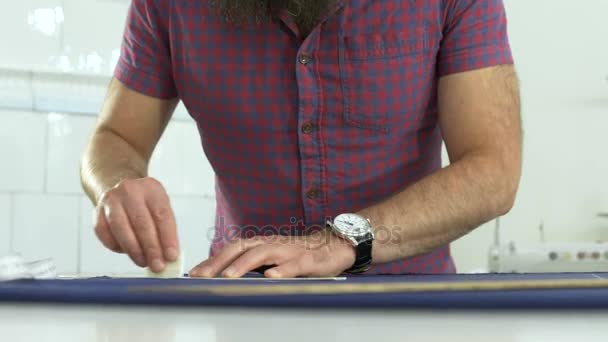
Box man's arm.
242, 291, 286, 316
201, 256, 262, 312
81, 78, 177, 203
81, 78, 181, 271
359, 65, 522, 264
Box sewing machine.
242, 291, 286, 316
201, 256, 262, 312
488, 215, 608, 273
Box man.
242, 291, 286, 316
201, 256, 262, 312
81, 0, 522, 278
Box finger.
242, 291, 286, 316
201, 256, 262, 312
123, 196, 165, 273
190, 238, 266, 278
221, 244, 292, 278
104, 202, 146, 267
265, 253, 323, 278
94, 206, 123, 253
188, 255, 213, 275
146, 191, 179, 262
265, 259, 305, 278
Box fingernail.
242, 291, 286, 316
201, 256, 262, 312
152, 259, 165, 272
166, 247, 179, 261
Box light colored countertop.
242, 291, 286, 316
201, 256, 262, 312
1, 303, 608, 341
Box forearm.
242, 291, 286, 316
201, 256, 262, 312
359, 151, 519, 264
80, 129, 149, 205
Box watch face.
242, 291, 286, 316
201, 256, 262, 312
333, 213, 371, 237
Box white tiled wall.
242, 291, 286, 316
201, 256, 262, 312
0, 69, 33, 109
0, 0, 63, 71
12, 194, 80, 274
1, 112, 216, 274
0, 108, 215, 275
0, 0, 128, 74
0, 113, 215, 275
61, 0, 129, 75
182, 124, 217, 196
0, 195, 10, 256
0, 110, 47, 192
149, 122, 186, 195
171, 196, 216, 271
46, 113, 97, 194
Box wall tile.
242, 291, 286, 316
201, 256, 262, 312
78, 197, 141, 276
61, 0, 129, 75
12, 194, 79, 274
505, 0, 608, 103
173, 101, 191, 121
0, 0, 63, 71
181, 123, 216, 197
0, 69, 33, 110
32, 72, 109, 114
0, 110, 46, 192
149, 122, 184, 195
0, 194, 11, 256
451, 221, 496, 273
150, 121, 216, 197
171, 196, 216, 271
46, 113, 97, 194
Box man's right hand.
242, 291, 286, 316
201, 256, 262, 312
81, 78, 180, 272
95, 177, 179, 273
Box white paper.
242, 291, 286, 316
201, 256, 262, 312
0, 255, 57, 281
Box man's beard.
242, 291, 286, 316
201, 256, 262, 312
209, 0, 335, 34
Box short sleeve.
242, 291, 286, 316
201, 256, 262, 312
438, 0, 513, 76
114, 0, 177, 99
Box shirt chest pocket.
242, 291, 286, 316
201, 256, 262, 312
339, 29, 432, 131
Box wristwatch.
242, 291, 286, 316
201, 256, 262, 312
326, 213, 375, 274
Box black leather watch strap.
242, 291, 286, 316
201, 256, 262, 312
345, 232, 373, 274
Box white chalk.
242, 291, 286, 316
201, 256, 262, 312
145, 250, 184, 278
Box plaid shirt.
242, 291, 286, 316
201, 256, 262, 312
115, 0, 513, 274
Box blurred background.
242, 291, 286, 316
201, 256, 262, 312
0, 0, 607, 276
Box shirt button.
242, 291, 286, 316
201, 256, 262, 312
299, 54, 312, 65
306, 188, 320, 200
301, 122, 317, 134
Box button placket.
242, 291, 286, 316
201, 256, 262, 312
306, 188, 320, 200
296, 40, 324, 225
301, 122, 317, 134
299, 54, 313, 65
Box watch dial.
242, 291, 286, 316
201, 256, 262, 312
334, 214, 370, 236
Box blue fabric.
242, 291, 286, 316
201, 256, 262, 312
1, 273, 607, 309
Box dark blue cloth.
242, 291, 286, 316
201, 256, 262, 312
1, 273, 607, 309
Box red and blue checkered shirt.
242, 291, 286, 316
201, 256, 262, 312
115, 0, 513, 274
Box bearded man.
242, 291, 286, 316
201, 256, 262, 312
81, 0, 522, 278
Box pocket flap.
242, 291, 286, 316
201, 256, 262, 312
343, 29, 428, 60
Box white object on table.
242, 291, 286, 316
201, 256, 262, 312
0, 255, 57, 281
145, 251, 185, 278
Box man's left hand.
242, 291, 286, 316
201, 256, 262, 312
189, 230, 356, 278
